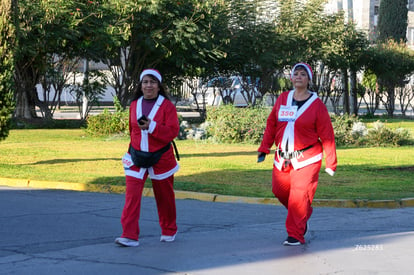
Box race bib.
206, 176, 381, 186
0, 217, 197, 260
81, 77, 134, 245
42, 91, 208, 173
278, 105, 298, 122
122, 153, 134, 168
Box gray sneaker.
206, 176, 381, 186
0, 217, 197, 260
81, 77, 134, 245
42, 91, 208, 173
160, 233, 177, 242
115, 237, 140, 247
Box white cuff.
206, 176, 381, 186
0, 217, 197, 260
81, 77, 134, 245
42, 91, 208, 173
325, 168, 335, 176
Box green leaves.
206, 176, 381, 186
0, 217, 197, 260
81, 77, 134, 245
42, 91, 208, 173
377, 0, 408, 43
365, 40, 414, 85
206, 105, 270, 144
0, 0, 15, 140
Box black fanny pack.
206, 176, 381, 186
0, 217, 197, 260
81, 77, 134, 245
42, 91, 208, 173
129, 143, 171, 168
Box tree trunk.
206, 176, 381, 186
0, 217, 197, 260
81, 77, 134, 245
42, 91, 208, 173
387, 85, 395, 117
14, 87, 37, 119
14, 60, 40, 119
341, 69, 350, 114
350, 70, 358, 115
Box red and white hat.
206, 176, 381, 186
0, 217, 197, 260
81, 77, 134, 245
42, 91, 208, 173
291, 62, 313, 82
140, 69, 162, 83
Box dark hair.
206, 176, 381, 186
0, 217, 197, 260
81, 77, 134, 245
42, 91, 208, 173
130, 74, 170, 102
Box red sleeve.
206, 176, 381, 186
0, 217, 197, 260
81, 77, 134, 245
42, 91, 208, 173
316, 102, 337, 171
150, 100, 180, 144
258, 104, 278, 154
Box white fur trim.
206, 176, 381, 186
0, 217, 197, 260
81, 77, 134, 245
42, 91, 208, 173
148, 164, 180, 180
124, 167, 146, 179
140, 69, 162, 83
325, 168, 335, 176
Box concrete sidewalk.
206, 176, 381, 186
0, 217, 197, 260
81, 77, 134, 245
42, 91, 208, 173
1, 185, 413, 275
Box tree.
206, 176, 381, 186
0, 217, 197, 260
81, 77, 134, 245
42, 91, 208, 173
377, 0, 408, 43
361, 69, 380, 116
218, 0, 333, 102
375, 0, 409, 117
13, 0, 45, 119
322, 16, 368, 115
103, 0, 228, 108
13, 0, 75, 119
0, 0, 15, 140
364, 40, 414, 117
12, 0, 114, 120
64, 0, 115, 119
211, 0, 273, 105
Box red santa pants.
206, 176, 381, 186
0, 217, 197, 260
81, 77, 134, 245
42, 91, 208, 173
120, 173, 177, 241
272, 160, 321, 243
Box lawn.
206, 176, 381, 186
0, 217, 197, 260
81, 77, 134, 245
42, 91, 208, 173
0, 126, 413, 200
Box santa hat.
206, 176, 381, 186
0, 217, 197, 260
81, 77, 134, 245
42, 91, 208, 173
291, 62, 313, 82
140, 69, 162, 83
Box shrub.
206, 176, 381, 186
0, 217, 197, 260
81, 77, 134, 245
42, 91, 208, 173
180, 120, 210, 140
85, 97, 129, 136
85, 99, 413, 148
330, 114, 362, 146
364, 121, 412, 146
330, 116, 412, 147
206, 105, 270, 144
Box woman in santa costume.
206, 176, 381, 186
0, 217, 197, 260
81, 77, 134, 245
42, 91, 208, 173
115, 69, 180, 247
258, 62, 337, 246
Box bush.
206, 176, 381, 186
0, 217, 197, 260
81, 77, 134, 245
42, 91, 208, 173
330, 114, 362, 146
85, 97, 129, 136
331, 115, 412, 147
85, 98, 413, 147
205, 107, 413, 147
364, 121, 413, 146
206, 105, 270, 144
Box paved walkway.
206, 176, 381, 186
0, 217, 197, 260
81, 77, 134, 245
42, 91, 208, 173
1, 184, 413, 275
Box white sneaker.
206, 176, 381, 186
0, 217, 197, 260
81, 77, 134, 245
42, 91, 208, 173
283, 236, 302, 246
160, 233, 176, 242
115, 237, 140, 247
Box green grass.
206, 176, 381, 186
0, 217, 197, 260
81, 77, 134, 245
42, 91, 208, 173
0, 127, 413, 200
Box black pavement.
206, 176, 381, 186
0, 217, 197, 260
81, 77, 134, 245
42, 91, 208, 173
0, 185, 413, 275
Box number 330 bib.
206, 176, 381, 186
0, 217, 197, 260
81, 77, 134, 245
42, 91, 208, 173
278, 105, 298, 122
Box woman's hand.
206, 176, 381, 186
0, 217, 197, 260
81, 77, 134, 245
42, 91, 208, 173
138, 118, 151, 130
257, 152, 266, 163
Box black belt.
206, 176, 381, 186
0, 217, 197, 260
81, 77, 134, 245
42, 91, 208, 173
278, 145, 313, 159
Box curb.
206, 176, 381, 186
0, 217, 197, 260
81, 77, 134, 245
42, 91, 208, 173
1, 177, 414, 208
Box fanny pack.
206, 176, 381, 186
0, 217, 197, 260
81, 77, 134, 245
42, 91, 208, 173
128, 143, 171, 168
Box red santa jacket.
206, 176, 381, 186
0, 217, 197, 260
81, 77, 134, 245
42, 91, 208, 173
122, 95, 180, 180
258, 90, 337, 172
